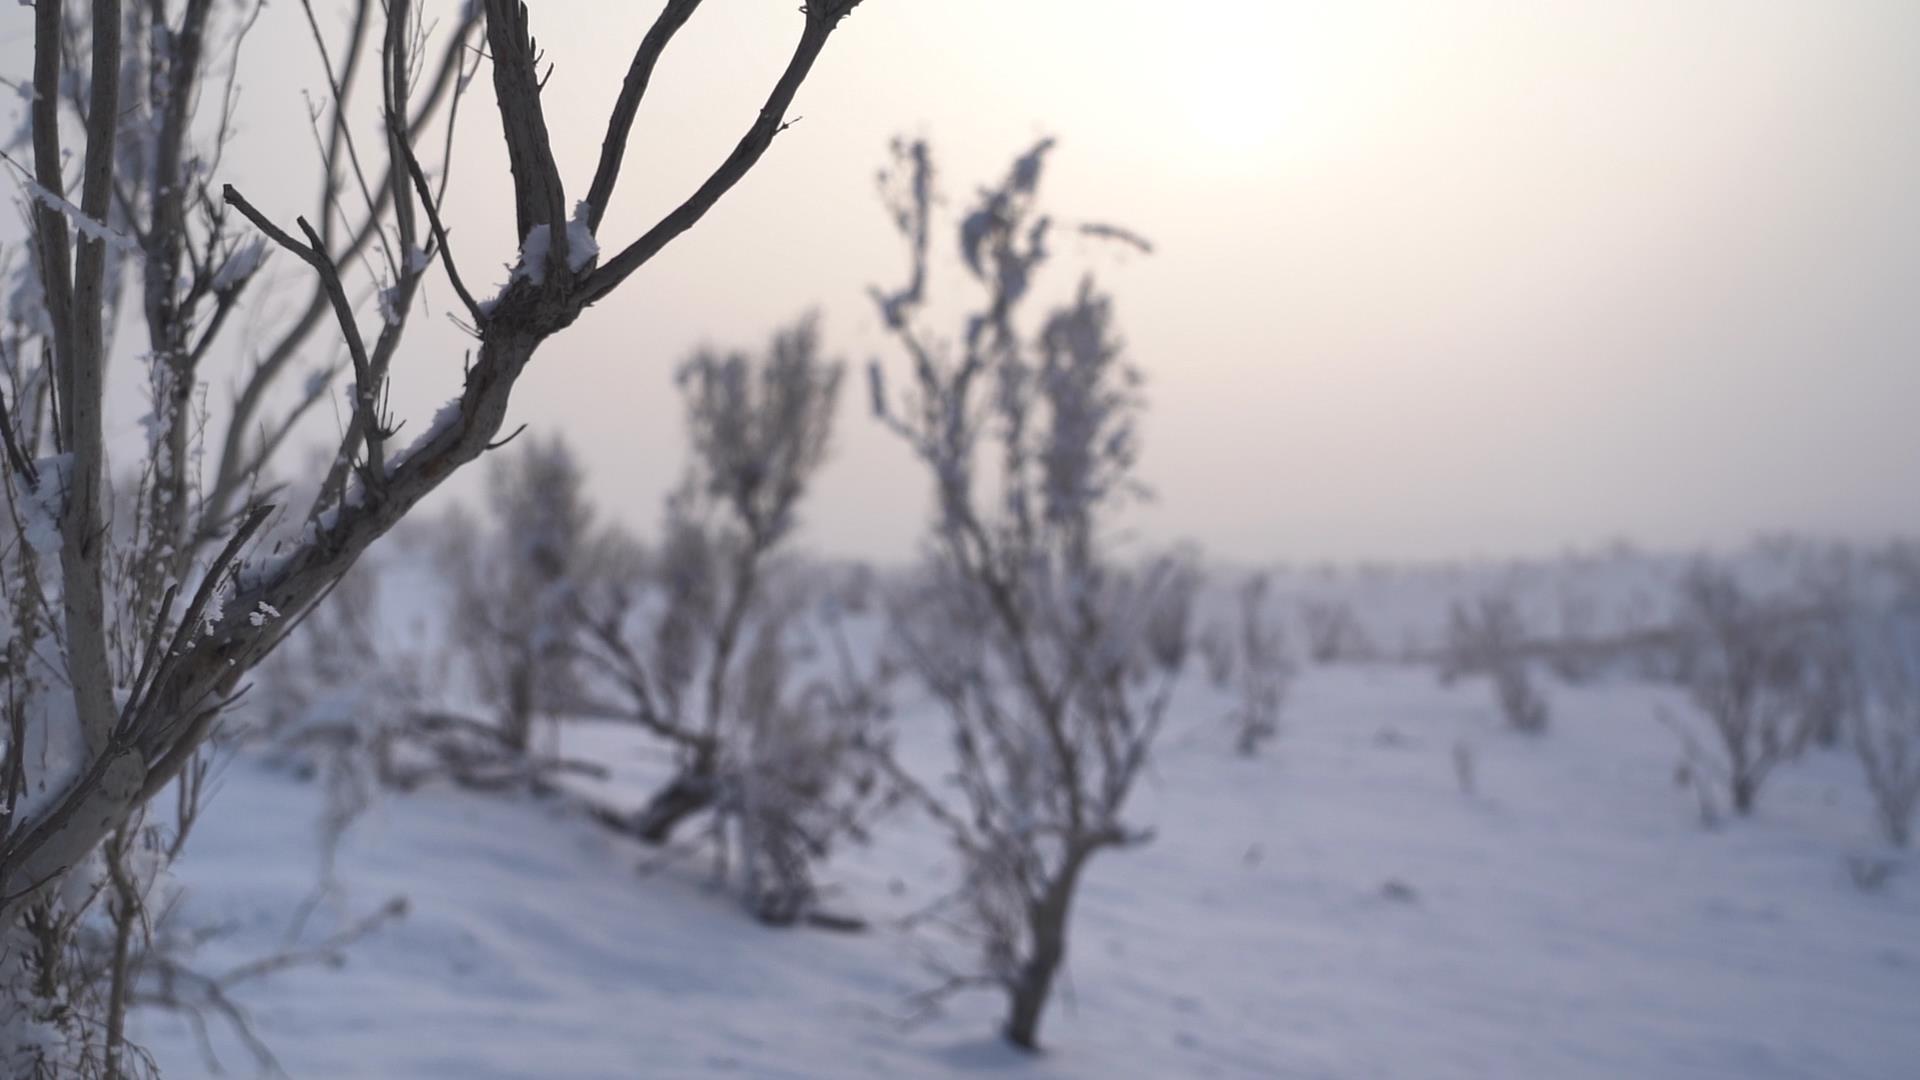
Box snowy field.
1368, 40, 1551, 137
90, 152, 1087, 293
129, 550, 1920, 1080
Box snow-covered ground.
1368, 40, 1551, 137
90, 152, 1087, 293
132, 578, 1920, 1080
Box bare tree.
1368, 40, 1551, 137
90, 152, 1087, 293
577, 316, 845, 842
1782, 556, 1868, 751
563, 317, 891, 925
1545, 586, 1602, 683
868, 137, 1191, 1051
1230, 574, 1293, 755
0, 0, 871, 1070
455, 436, 596, 755
1663, 566, 1804, 818
1849, 611, 1920, 847
1197, 616, 1236, 690
719, 597, 896, 926
1441, 593, 1549, 734
1300, 598, 1375, 664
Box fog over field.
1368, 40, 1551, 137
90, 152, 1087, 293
9, 0, 1909, 561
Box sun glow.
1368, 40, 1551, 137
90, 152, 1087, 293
1173, 59, 1297, 168
1145, 10, 1414, 179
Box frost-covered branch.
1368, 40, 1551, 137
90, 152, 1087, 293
0, 0, 877, 1069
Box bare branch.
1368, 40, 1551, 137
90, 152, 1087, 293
579, 11, 842, 306
483, 0, 569, 268
203, 8, 480, 543
391, 111, 486, 326
584, 0, 707, 232
220, 185, 384, 485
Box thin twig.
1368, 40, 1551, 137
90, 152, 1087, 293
390, 110, 485, 324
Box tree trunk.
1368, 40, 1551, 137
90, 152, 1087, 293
1003, 854, 1089, 1052
1004, 938, 1062, 1052
500, 652, 535, 754
0, 750, 146, 927
633, 767, 715, 843
1731, 773, 1756, 816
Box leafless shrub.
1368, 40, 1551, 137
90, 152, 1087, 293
1198, 618, 1236, 689
1787, 627, 1861, 753
565, 317, 891, 925
1231, 574, 1293, 755
1300, 598, 1375, 664
1662, 566, 1806, 817
1492, 665, 1551, 735
1848, 612, 1920, 847
1440, 593, 1519, 682
1660, 711, 1724, 828
1783, 557, 1868, 751
1504, 661, 1553, 732
1442, 594, 1549, 734
589, 316, 844, 838
451, 436, 596, 754
716, 602, 897, 926
868, 137, 1192, 1051
1545, 587, 1603, 683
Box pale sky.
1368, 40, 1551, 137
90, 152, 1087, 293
19, 1, 1920, 563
